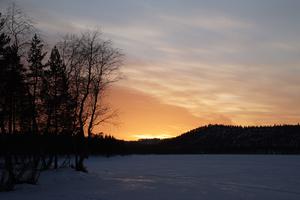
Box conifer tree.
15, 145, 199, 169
42, 46, 75, 168
27, 34, 47, 134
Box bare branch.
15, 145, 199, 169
4, 3, 36, 54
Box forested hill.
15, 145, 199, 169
124, 125, 300, 154
1, 125, 300, 157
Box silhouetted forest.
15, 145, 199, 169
68, 124, 299, 155
2, 124, 299, 158
0, 4, 122, 191
122, 125, 300, 154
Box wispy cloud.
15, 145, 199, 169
159, 14, 253, 31
1, 0, 300, 138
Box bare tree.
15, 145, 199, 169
4, 3, 35, 53
58, 34, 85, 135
59, 31, 122, 137
87, 39, 122, 137
58, 31, 123, 170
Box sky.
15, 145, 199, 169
1, 0, 300, 140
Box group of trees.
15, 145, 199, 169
0, 4, 122, 191
121, 124, 300, 154
21, 124, 297, 156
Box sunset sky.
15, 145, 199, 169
1, 0, 300, 140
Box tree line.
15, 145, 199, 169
29, 124, 298, 156
120, 124, 300, 154
0, 4, 123, 191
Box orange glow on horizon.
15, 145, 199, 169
98, 86, 231, 141
98, 86, 202, 140
97, 84, 300, 141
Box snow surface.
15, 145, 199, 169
1, 155, 300, 200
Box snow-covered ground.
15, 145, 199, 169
1, 155, 300, 200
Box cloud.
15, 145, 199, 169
159, 14, 253, 31
1, 0, 300, 138
119, 56, 300, 126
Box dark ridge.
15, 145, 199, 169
120, 124, 300, 154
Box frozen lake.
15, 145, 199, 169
1, 155, 300, 200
